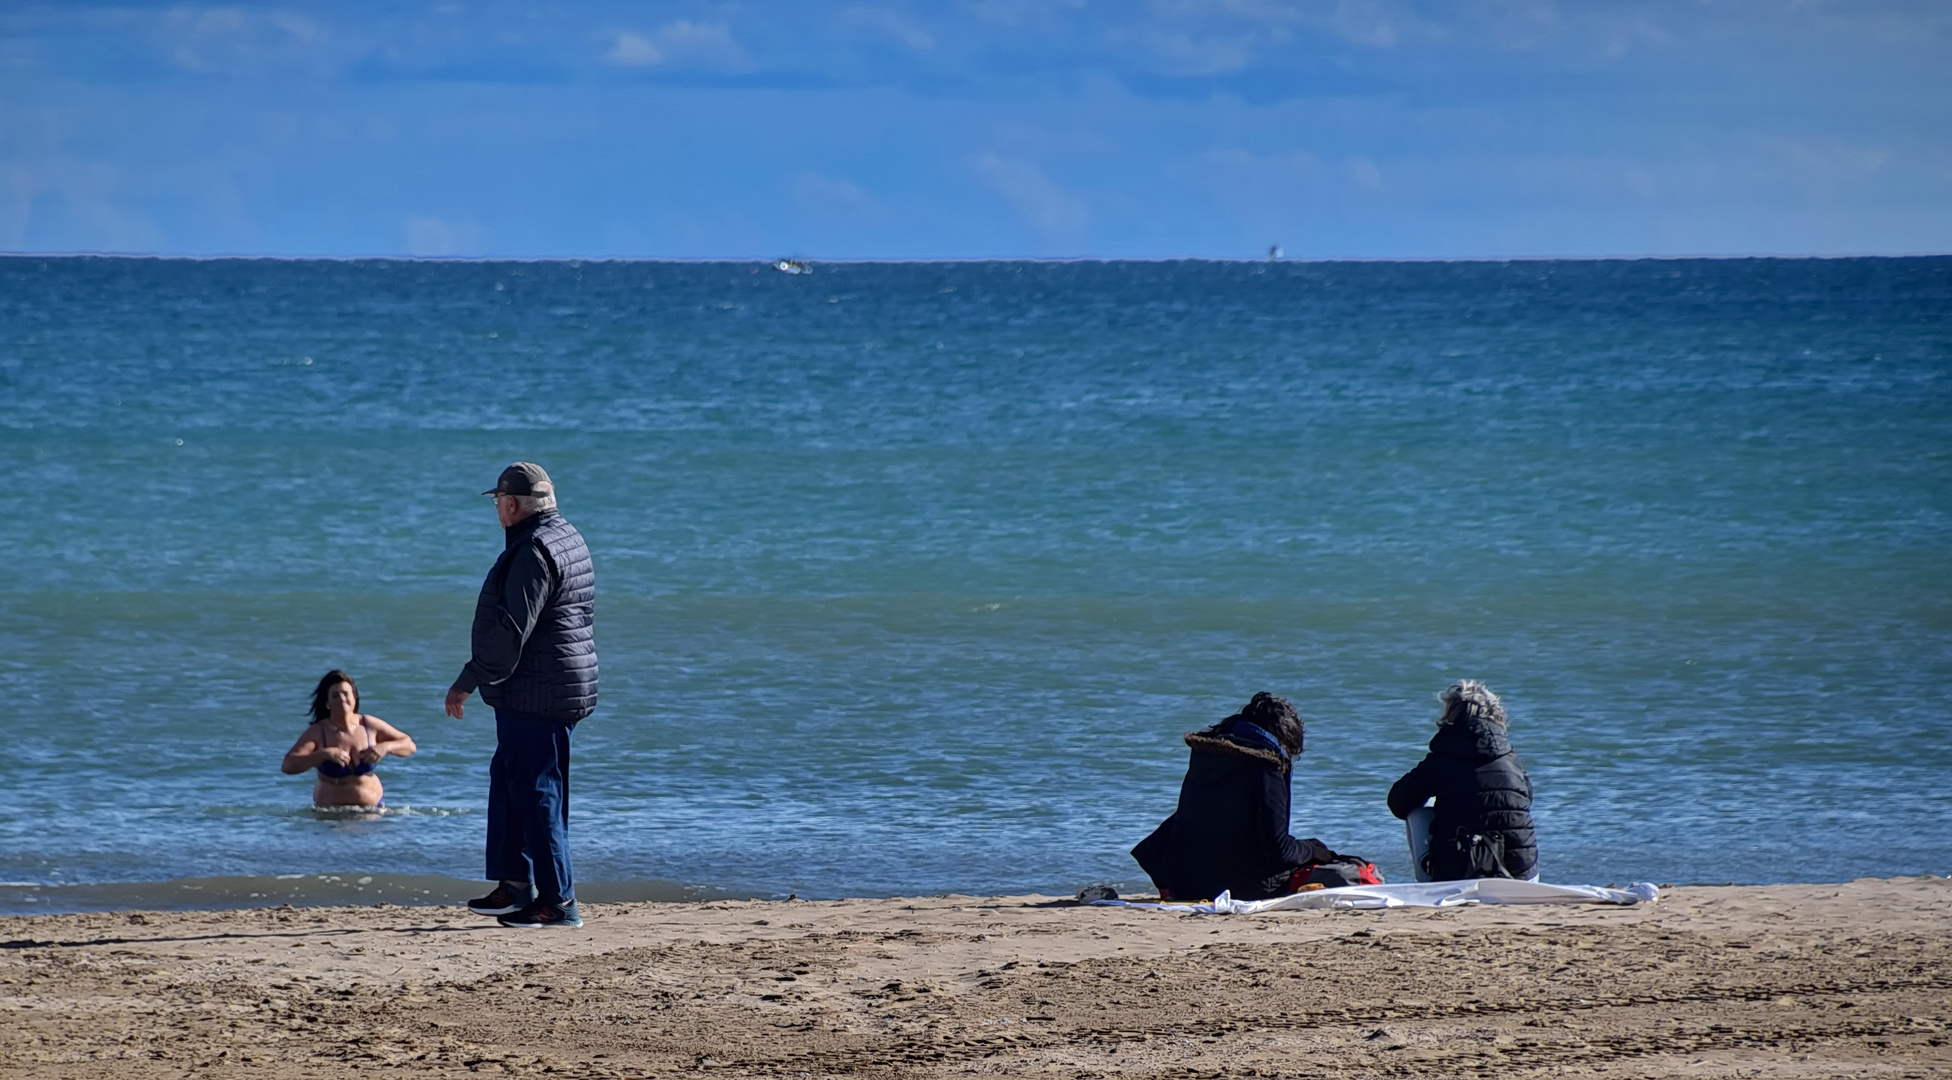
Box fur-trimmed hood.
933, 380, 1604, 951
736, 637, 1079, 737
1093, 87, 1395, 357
1184, 730, 1290, 772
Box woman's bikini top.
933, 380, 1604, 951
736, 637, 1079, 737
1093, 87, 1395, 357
315, 720, 377, 779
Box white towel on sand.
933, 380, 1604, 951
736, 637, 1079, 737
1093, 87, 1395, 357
1092, 878, 1659, 913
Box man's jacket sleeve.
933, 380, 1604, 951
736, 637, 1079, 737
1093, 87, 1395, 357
450, 543, 557, 694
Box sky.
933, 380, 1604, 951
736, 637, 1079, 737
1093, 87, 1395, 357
1, 1, 1948, 259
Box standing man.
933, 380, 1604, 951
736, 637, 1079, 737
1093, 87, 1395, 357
445, 462, 598, 928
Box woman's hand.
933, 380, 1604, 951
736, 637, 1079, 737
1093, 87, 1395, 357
319, 746, 352, 767
364, 719, 416, 760
357, 745, 386, 766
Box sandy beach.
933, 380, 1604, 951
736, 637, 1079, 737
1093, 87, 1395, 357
3, 875, 1948, 1078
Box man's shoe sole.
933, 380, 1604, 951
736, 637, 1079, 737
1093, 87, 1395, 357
497, 916, 583, 928
467, 902, 526, 916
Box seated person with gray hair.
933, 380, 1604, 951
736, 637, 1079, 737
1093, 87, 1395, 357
1388, 680, 1539, 882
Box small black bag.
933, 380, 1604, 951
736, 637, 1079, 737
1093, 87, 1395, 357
1426, 830, 1512, 881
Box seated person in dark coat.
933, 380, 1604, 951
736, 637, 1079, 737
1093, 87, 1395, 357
1387, 680, 1539, 882
1131, 692, 1338, 901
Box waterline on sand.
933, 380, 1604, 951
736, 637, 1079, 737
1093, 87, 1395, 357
0, 873, 734, 915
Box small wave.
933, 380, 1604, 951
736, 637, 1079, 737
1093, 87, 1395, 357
305, 803, 469, 820
372, 805, 468, 818
308, 804, 385, 820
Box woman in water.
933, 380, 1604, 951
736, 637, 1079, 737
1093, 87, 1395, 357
281, 670, 416, 808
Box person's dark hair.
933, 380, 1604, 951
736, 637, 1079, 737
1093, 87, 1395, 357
1236, 691, 1304, 756
309, 670, 359, 723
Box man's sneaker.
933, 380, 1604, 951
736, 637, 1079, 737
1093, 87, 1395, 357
466, 881, 536, 916
499, 899, 582, 929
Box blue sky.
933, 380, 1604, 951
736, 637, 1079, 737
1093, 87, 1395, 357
2, 1, 1947, 258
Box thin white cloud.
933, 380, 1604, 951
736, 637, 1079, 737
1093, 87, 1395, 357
970, 0, 1089, 27
842, 5, 935, 51
0, 156, 162, 252
1163, 144, 1334, 222
603, 20, 748, 71
404, 215, 483, 257
605, 31, 662, 67
0, 163, 37, 250
660, 19, 746, 67
1126, 30, 1258, 75
1596, 8, 1671, 60
1347, 154, 1384, 189
790, 172, 892, 225
1459, 0, 1560, 50
1754, 136, 1893, 191
1111, 0, 1445, 77
155, 6, 329, 76
1325, 0, 1406, 48
973, 152, 1088, 236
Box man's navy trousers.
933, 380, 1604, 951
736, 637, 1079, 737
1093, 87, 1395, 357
486, 708, 574, 904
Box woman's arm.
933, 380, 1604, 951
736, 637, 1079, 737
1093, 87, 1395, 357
281, 726, 350, 774
1386, 755, 1437, 819
361, 716, 417, 761
1260, 768, 1333, 867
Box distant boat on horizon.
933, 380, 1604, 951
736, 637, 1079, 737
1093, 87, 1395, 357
773, 258, 811, 275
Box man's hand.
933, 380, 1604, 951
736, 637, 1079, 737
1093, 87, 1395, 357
445, 687, 472, 719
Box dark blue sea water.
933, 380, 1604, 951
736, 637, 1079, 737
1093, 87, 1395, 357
1, 255, 1947, 913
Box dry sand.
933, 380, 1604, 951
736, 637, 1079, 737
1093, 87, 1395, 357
3, 876, 1949, 1078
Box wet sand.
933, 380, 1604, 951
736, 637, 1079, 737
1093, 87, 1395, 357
3, 875, 1948, 1078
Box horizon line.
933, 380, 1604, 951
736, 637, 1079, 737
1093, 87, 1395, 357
5, 251, 1949, 265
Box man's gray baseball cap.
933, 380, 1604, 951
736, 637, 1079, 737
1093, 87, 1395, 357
483, 462, 555, 498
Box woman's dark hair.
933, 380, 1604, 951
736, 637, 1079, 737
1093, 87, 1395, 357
309, 669, 359, 723
1236, 691, 1304, 756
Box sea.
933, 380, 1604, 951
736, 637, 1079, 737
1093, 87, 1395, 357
1, 255, 1947, 914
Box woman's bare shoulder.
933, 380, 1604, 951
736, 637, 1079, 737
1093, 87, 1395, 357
286, 721, 324, 752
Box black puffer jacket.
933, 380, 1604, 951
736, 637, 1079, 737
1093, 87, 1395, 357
1131, 722, 1334, 901
1387, 717, 1537, 880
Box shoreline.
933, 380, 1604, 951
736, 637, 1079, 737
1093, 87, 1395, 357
4, 875, 1948, 1078
0, 873, 735, 917
17, 866, 1941, 918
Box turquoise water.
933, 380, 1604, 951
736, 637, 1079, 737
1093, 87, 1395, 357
1, 255, 1947, 911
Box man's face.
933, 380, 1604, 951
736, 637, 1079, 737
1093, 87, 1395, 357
495, 494, 523, 527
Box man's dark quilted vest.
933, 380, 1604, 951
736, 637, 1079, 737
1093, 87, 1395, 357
474, 510, 598, 723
